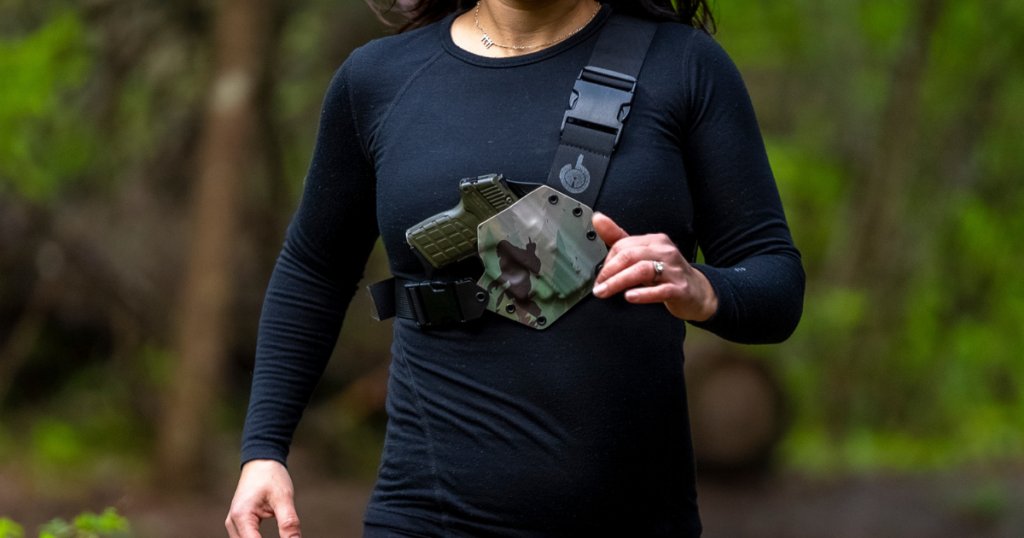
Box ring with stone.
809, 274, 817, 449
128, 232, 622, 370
651, 260, 664, 284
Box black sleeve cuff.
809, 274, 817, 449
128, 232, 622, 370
240, 443, 289, 470
687, 263, 735, 336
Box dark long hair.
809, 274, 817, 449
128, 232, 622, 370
370, 0, 715, 35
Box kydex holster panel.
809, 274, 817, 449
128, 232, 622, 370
477, 185, 608, 330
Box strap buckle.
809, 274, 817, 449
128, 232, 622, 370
560, 66, 637, 150
403, 278, 488, 327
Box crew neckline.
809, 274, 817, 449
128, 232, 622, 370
440, 3, 613, 68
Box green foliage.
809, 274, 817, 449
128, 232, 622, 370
31, 419, 83, 466
3, 361, 152, 487
0, 10, 94, 200
39, 508, 129, 538
765, 139, 846, 273
716, 0, 1024, 471
0, 510, 127, 538
858, 0, 912, 55
0, 518, 25, 538
714, 0, 809, 70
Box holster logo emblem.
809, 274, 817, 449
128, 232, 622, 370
559, 154, 591, 194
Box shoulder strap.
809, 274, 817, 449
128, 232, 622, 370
545, 15, 659, 208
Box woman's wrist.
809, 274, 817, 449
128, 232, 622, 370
689, 266, 719, 322
241, 458, 287, 476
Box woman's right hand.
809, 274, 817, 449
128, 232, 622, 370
226, 459, 302, 538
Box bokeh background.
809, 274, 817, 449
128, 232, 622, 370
1, 0, 1023, 536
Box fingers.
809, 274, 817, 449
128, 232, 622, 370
624, 283, 679, 304
226, 515, 239, 538
595, 245, 670, 286
228, 459, 296, 538
592, 212, 629, 246
589, 217, 704, 317
226, 509, 263, 538
602, 234, 673, 274
225, 491, 298, 538
272, 496, 302, 538
593, 258, 663, 298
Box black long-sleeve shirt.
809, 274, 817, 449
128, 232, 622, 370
241, 5, 804, 537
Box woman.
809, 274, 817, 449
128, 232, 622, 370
226, 0, 804, 537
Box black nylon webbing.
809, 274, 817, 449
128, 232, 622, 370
368, 277, 416, 321
368, 277, 398, 320
545, 15, 658, 209
587, 15, 658, 76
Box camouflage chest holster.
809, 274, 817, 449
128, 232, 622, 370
368, 15, 658, 330
477, 185, 608, 329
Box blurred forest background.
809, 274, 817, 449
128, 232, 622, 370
1, 0, 1023, 536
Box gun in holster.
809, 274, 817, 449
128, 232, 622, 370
406, 173, 519, 270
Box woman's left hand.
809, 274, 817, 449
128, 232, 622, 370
591, 212, 718, 322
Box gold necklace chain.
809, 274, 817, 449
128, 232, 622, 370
474, 1, 601, 51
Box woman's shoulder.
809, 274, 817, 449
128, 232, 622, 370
630, 19, 748, 127
344, 19, 447, 84
641, 20, 744, 90
645, 19, 732, 72
330, 18, 450, 140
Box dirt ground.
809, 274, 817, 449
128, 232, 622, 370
2, 463, 1023, 538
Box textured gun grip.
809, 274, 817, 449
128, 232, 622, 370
406, 174, 519, 270
406, 209, 479, 269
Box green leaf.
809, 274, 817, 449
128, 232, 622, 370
73, 509, 128, 535
36, 518, 72, 538
0, 518, 25, 538
0, 10, 94, 201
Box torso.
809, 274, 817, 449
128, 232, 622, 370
349, 7, 708, 536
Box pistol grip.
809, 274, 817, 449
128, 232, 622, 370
406, 202, 478, 269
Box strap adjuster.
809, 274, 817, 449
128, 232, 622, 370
560, 66, 637, 150
403, 279, 488, 327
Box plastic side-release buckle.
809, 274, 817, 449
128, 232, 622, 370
560, 66, 637, 150
403, 278, 488, 327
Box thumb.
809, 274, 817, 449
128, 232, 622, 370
271, 494, 301, 538
592, 211, 629, 246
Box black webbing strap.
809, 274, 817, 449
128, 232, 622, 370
368, 277, 402, 321
368, 276, 488, 327
545, 15, 658, 208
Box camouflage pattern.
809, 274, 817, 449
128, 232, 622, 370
477, 185, 608, 330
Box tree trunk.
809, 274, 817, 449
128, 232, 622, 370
252, 1, 294, 270
825, 0, 947, 429
157, 0, 273, 489
0, 257, 61, 416
839, 0, 947, 288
